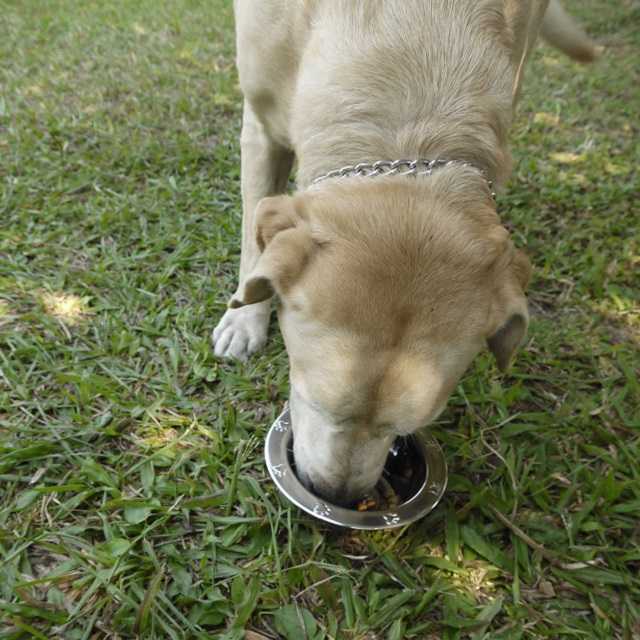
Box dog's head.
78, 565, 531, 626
230, 170, 530, 504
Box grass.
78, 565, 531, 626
0, 0, 638, 638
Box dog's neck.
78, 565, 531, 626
291, 2, 517, 190
295, 115, 513, 191
308, 159, 496, 203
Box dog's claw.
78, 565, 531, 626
212, 305, 269, 360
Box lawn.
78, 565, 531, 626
0, 0, 639, 638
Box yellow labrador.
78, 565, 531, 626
213, 0, 597, 503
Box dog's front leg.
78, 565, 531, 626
213, 101, 293, 360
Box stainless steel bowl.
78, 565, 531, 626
265, 406, 447, 530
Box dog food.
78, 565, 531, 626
356, 477, 401, 511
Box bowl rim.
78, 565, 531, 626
265, 405, 447, 530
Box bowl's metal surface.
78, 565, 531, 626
265, 406, 447, 530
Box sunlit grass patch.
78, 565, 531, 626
40, 291, 91, 325
449, 562, 498, 602
550, 151, 586, 164
533, 112, 560, 127
131, 410, 221, 464
136, 411, 194, 446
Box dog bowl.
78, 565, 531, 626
265, 406, 447, 530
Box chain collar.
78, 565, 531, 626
310, 158, 495, 199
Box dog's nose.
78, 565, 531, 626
297, 470, 352, 505
320, 487, 354, 507
317, 488, 354, 507
307, 479, 362, 507
295, 465, 314, 492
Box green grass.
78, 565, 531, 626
0, 0, 638, 638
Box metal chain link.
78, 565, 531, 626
311, 158, 495, 199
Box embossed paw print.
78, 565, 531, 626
312, 502, 332, 518
427, 482, 442, 497
383, 513, 401, 526
273, 411, 290, 432
273, 418, 288, 432
270, 463, 286, 478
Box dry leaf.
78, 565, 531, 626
538, 580, 556, 598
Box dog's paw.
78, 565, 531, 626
212, 305, 269, 361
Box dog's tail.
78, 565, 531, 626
541, 0, 602, 63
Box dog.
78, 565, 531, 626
213, 0, 598, 504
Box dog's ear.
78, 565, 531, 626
229, 195, 313, 308
487, 245, 531, 372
